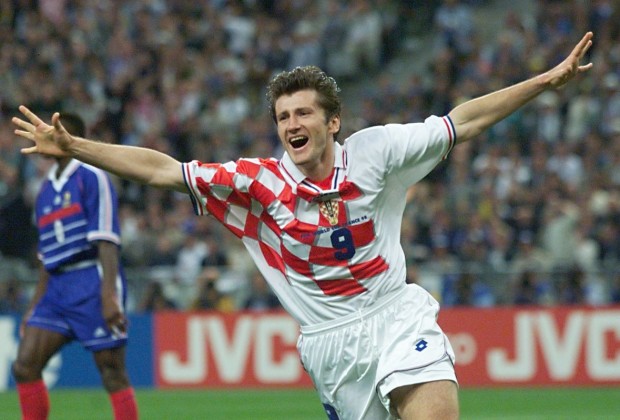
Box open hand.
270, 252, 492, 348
12, 105, 75, 158
547, 32, 594, 89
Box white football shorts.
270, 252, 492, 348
297, 283, 457, 420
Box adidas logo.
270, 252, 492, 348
93, 327, 106, 338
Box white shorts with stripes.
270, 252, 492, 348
297, 283, 457, 420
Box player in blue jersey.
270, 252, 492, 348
11, 114, 138, 420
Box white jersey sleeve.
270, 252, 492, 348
344, 115, 456, 188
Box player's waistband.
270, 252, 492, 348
55, 259, 98, 273
300, 286, 406, 336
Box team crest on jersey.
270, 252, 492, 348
319, 200, 339, 225
62, 192, 72, 208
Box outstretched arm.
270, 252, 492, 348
13, 106, 187, 193
449, 32, 593, 144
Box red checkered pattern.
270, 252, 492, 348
183, 156, 387, 297
182, 115, 454, 325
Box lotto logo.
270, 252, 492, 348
415, 339, 428, 352
323, 404, 340, 420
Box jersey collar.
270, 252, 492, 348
48, 159, 80, 190
279, 142, 351, 202
279, 142, 347, 185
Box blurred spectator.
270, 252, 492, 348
445, 272, 495, 307
485, 217, 513, 273
148, 235, 180, 267
138, 280, 177, 313
405, 265, 420, 285
0, 170, 38, 260
533, 91, 562, 143
419, 232, 460, 304
540, 195, 580, 269
214, 82, 250, 128
512, 270, 551, 306
611, 274, 620, 304
0, 124, 38, 260
509, 231, 553, 280
222, 2, 257, 57
594, 219, 620, 268
557, 266, 586, 305
201, 235, 230, 268
286, 5, 324, 70
565, 80, 601, 143
342, 0, 383, 74
2, 0, 620, 309
174, 229, 209, 307
546, 142, 584, 189
600, 73, 620, 137
191, 267, 236, 313
0, 279, 28, 314
243, 271, 281, 311
433, 0, 475, 59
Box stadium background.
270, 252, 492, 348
1, 0, 619, 418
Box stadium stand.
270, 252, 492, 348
1, 0, 619, 312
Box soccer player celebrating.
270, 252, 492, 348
12, 114, 138, 420
13, 32, 592, 420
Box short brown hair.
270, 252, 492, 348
266, 66, 342, 141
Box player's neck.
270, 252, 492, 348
308, 167, 336, 188
55, 157, 72, 178
301, 141, 336, 182
304, 162, 334, 183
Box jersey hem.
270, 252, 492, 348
300, 285, 405, 335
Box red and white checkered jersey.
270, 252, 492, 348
182, 115, 456, 326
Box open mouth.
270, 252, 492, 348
289, 136, 309, 149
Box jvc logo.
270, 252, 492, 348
159, 314, 305, 385
487, 311, 620, 381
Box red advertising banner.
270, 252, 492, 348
153, 307, 620, 388
441, 306, 620, 386
154, 311, 313, 388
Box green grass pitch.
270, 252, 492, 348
0, 387, 618, 419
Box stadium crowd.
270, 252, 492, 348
1, 0, 620, 314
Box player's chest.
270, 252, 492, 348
38, 184, 85, 228
270, 182, 380, 252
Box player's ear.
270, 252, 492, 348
328, 115, 340, 135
